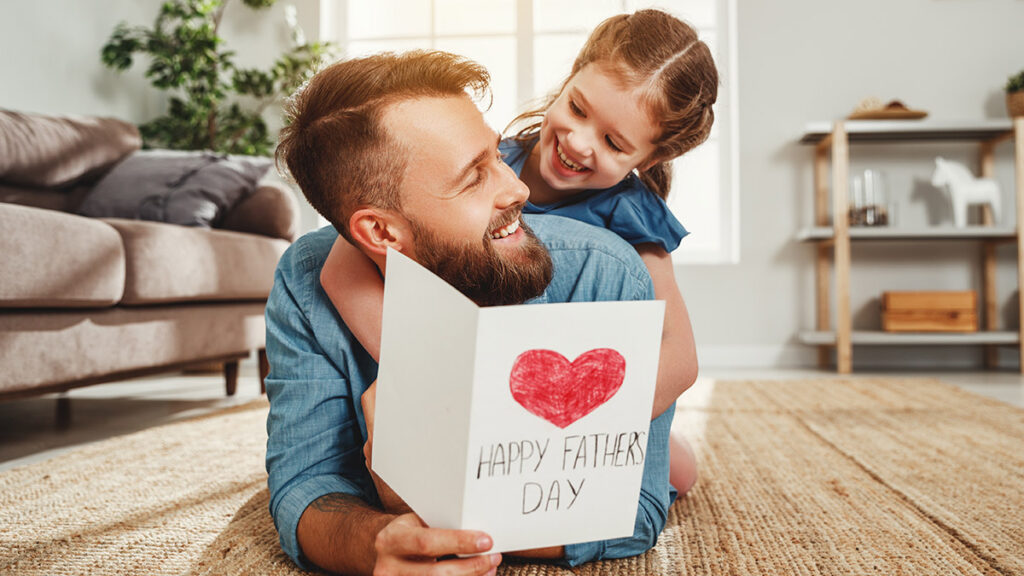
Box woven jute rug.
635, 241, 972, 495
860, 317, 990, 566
2, 378, 1023, 575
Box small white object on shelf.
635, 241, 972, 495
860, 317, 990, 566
930, 157, 1002, 227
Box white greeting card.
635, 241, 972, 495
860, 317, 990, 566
373, 248, 665, 553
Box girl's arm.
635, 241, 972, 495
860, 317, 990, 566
635, 243, 699, 418
320, 236, 385, 361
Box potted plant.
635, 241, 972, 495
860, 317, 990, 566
1007, 70, 1024, 118
101, 0, 332, 156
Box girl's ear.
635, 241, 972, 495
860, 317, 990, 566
348, 208, 410, 257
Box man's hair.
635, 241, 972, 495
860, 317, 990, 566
276, 50, 491, 242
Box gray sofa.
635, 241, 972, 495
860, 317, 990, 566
0, 110, 298, 424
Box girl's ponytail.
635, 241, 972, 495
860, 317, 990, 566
638, 161, 673, 201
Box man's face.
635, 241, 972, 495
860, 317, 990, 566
383, 95, 553, 306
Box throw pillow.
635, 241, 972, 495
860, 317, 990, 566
77, 149, 272, 228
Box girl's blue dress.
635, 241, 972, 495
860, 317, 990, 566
500, 138, 688, 252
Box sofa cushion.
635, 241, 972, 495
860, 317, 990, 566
103, 219, 289, 305
0, 110, 141, 188
77, 150, 272, 228
220, 178, 300, 242
0, 203, 125, 308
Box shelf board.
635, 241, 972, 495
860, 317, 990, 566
796, 226, 1017, 242
799, 330, 1019, 346
800, 119, 1013, 144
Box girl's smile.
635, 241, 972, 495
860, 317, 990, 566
552, 139, 591, 176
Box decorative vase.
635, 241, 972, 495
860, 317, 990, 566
1008, 91, 1024, 117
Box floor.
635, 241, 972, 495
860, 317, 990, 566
2, 365, 1023, 473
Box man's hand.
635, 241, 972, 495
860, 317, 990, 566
361, 380, 412, 514
298, 493, 501, 575
375, 513, 502, 576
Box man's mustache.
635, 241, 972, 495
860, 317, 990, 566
487, 203, 525, 233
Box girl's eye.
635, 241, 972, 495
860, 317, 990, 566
569, 99, 585, 118
605, 136, 623, 152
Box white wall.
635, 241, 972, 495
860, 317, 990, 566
687, 0, 1024, 369
1, 1, 161, 118
4, 0, 1024, 370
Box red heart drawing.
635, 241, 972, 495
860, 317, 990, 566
509, 348, 626, 429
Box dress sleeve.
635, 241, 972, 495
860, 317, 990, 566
264, 237, 379, 570
604, 183, 689, 253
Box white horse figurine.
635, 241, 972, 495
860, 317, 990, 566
931, 157, 1001, 227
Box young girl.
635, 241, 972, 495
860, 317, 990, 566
320, 9, 717, 494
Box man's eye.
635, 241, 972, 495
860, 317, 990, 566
605, 136, 623, 152
569, 100, 585, 118
467, 168, 486, 190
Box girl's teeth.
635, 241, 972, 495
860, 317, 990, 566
557, 143, 586, 172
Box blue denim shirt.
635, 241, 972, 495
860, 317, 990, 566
265, 214, 676, 570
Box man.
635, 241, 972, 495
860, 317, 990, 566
266, 50, 677, 576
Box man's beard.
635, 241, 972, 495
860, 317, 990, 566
406, 211, 553, 307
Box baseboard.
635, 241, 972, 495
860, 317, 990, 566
696, 344, 815, 369
696, 343, 1021, 370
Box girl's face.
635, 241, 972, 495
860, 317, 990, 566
536, 63, 660, 193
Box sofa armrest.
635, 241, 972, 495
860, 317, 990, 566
0, 110, 141, 189
220, 178, 300, 242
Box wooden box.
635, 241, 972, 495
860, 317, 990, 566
881, 291, 978, 333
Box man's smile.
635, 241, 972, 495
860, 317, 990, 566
490, 218, 521, 239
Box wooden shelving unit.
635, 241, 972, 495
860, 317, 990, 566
798, 330, 1020, 347
798, 118, 1024, 373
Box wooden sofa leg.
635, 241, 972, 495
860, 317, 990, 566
224, 360, 239, 396
258, 348, 269, 395
56, 394, 71, 429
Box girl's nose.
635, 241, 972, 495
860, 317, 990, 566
565, 131, 593, 159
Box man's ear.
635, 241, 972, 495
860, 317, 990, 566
348, 208, 410, 257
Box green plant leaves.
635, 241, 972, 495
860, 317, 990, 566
1007, 70, 1024, 94
101, 0, 332, 154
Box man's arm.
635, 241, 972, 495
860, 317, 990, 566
297, 493, 500, 575
265, 238, 377, 569
296, 493, 392, 574
265, 231, 501, 575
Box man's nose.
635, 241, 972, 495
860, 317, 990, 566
496, 162, 529, 207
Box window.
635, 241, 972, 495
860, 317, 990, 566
322, 0, 739, 263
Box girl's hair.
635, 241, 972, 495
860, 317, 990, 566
508, 9, 718, 200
